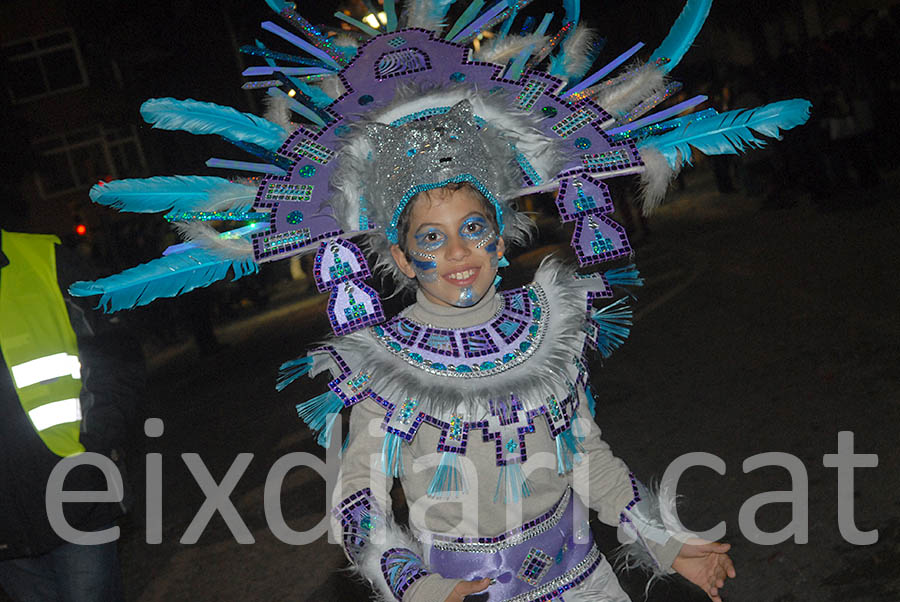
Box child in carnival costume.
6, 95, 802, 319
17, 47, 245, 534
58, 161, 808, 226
71, 0, 811, 600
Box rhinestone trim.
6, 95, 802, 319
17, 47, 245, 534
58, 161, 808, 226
432, 488, 570, 552
370, 284, 549, 378
504, 544, 601, 602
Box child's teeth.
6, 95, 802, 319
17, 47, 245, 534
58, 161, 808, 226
450, 270, 473, 280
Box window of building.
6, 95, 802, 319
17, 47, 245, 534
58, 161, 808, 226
4, 29, 88, 103
33, 125, 148, 198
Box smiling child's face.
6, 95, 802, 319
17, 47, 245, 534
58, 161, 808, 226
390, 186, 505, 308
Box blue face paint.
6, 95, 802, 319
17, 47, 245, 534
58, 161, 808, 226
456, 287, 475, 307
411, 258, 437, 272
459, 216, 488, 240
414, 228, 446, 251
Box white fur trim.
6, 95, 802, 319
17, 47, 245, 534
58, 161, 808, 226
311, 258, 602, 419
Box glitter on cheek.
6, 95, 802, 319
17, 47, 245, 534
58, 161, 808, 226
411, 258, 438, 282
456, 287, 475, 307
475, 230, 497, 250
412, 258, 437, 271
410, 249, 436, 261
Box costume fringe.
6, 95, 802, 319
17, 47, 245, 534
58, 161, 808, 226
427, 451, 468, 497
276, 355, 313, 391
381, 431, 405, 477
494, 464, 533, 503
295, 391, 343, 447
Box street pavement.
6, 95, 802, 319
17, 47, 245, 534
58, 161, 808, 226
14, 166, 896, 602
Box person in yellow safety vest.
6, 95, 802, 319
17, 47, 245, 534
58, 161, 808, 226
0, 229, 143, 602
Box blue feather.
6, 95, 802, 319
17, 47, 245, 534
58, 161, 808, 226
88, 176, 254, 214
141, 98, 287, 152
68, 247, 258, 312
649, 0, 712, 73
640, 99, 812, 170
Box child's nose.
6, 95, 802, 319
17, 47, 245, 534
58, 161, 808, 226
445, 234, 471, 260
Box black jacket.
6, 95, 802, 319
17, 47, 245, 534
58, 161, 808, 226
0, 232, 143, 559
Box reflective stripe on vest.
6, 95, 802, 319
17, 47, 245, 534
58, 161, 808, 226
0, 230, 85, 457
28, 398, 82, 430
10, 352, 81, 389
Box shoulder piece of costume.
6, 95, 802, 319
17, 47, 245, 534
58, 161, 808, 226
69, 0, 810, 341
313, 258, 594, 419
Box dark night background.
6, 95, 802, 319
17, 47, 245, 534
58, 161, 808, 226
1, 1, 899, 601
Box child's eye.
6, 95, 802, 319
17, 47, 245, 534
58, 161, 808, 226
415, 229, 445, 250
459, 217, 488, 239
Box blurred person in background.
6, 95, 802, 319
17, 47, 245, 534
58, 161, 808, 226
0, 221, 143, 602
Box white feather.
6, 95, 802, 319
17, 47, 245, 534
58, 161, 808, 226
638, 147, 679, 214
317, 74, 347, 100
594, 62, 667, 117
202, 182, 258, 213
262, 93, 294, 134
474, 33, 549, 65
404, 0, 454, 32
172, 222, 253, 260
552, 25, 598, 80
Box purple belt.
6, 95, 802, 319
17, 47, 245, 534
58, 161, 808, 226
428, 489, 603, 601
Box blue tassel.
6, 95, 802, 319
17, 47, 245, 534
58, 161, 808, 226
498, 256, 510, 268
555, 428, 584, 475
640, 100, 812, 170
493, 275, 503, 289
140, 98, 288, 152
591, 298, 633, 359
340, 433, 351, 458
382, 432, 405, 477
69, 249, 257, 312
428, 452, 468, 498
648, 0, 712, 73
585, 385, 597, 418
493, 464, 533, 504
89, 176, 254, 215
296, 391, 343, 448
604, 264, 644, 288
276, 356, 313, 391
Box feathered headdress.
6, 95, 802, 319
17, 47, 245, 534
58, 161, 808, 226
71, 0, 810, 337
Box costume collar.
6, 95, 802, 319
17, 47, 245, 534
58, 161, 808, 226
315, 259, 602, 418
404, 286, 502, 329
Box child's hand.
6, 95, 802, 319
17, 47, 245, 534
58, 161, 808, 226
443, 577, 491, 601
672, 540, 736, 602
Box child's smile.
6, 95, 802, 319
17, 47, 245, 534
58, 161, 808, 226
390, 187, 504, 308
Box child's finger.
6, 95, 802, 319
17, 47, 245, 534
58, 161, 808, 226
456, 578, 491, 595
